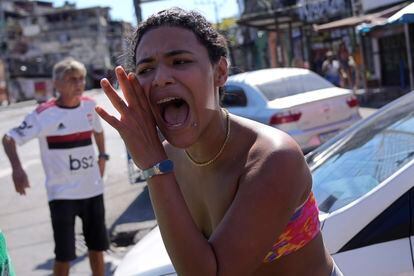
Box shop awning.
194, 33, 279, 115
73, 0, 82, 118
388, 2, 414, 24
356, 2, 414, 34
313, 3, 406, 32
313, 14, 385, 32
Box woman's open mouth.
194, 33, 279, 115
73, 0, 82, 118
156, 96, 190, 127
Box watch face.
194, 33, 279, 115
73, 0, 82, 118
159, 159, 174, 173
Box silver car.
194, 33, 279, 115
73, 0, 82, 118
222, 68, 361, 152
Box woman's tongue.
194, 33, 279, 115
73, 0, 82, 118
163, 102, 189, 126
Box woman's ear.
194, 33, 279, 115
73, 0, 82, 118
214, 57, 228, 87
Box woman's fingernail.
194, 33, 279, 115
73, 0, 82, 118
100, 79, 108, 87
128, 73, 135, 80
116, 66, 124, 74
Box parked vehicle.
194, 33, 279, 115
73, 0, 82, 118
222, 67, 361, 152
115, 92, 414, 276
306, 90, 414, 275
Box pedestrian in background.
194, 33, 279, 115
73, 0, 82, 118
97, 8, 342, 276
322, 50, 341, 86
338, 43, 356, 90
2, 58, 109, 276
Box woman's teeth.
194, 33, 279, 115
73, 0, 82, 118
156, 95, 189, 127
157, 97, 180, 104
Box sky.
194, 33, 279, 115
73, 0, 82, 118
51, 0, 240, 26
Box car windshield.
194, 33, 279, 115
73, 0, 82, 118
308, 96, 414, 213
256, 71, 333, 100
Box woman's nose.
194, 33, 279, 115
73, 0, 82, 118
152, 66, 175, 87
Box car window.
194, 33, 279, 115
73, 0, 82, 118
221, 85, 247, 107
309, 100, 414, 213
256, 72, 333, 100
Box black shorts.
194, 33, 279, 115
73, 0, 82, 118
49, 194, 109, 262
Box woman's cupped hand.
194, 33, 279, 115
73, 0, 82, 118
96, 66, 167, 169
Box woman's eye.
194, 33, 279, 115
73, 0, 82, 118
173, 59, 191, 65
137, 67, 153, 75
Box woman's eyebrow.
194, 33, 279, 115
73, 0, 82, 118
136, 50, 194, 66
136, 57, 155, 66
164, 49, 193, 57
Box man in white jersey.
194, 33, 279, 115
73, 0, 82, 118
2, 58, 109, 276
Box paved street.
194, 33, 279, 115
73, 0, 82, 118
0, 92, 377, 275
0, 90, 155, 275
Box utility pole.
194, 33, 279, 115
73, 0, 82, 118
133, 0, 142, 24
133, 0, 164, 25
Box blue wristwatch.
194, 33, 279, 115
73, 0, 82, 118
142, 159, 174, 180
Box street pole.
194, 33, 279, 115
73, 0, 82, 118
133, 0, 142, 24
404, 24, 414, 90
133, 0, 165, 25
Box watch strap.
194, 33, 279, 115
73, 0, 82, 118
142, 159, 174, 180
98, 153, 110, 160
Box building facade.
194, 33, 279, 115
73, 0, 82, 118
237, 0, 353, 72
236, 0, 411, 96
0, 0, 133, 103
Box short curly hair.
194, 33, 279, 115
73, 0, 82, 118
126, 7, 228, 72
52, 57, 86, 81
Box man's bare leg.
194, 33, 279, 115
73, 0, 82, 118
53, 261, 70, 276
89, 250, 105, 276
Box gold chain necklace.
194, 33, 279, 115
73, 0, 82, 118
185, 109, 230, 167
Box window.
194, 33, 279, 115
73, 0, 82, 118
309, 99, 414, 213
221, 85, 247, 107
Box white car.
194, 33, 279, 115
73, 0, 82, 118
115, 91, 414, 276
307, 90, 414, 275
222, 68, 361, 152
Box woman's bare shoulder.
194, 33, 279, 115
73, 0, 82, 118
233, 114, 303, 164
233, 115, 310, 199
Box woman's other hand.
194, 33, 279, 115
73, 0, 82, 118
96, 66, 167, 169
